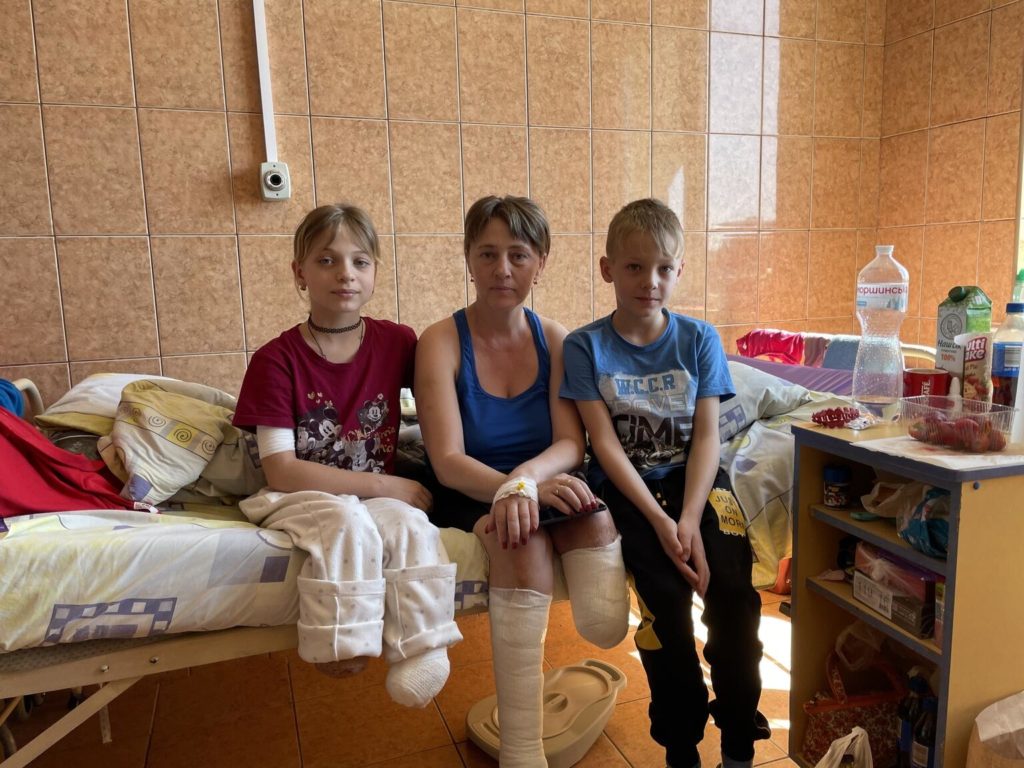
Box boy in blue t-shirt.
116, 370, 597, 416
561, 199, 769, 768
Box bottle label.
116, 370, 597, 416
911, 742, 930, 768
857, 282, 908, 312
993, 342, 1022, 376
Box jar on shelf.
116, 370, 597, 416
823, 464, 852, 508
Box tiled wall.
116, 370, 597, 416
0, 0, 1019, 405
875, 0, 1023, 346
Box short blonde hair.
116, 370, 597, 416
606, 198, 684, 262
293, 203, 382, 271
464, 196, 551, 258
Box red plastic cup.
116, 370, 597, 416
903, 368, 951, 397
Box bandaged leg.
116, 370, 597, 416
489, 587, 552, 768
560, 535, 630, 649
240, 489, 385, 664
366, 498, 462, 707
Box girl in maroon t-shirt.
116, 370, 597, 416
233, 204, 461, 708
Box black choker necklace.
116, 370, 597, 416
307, 316, 362, 334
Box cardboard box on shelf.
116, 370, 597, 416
853, 541, 941, 638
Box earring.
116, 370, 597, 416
470, 276, 475, 283
299, 284, 307, 291
532, 278, 538, 285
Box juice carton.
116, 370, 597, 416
936, 287, 992, 396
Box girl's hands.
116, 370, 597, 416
382, 477, 433, 512
537, 473, 597, 517
485, 495, 538, 549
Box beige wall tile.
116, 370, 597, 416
758, 230, 809, 321
130, 0, 224, 110
935, 0, 991, 26
922, 223, 981, 313
305, 0, 385, 118
57, 237, 158, 360
458, 8, 526, 124
34, 0, 134, 105
862, 45, 883, 137
865, 0, 885, 43
366, 236, 399, 324
459, 0, 523, 10
533, 234, 592, 331
592, 130, 651, 232
161, 353, 247, 397
0, 105, 52, 235
526, 0, 589, 16
811, 138, 861, 228
0, 363, 70, 408
882, 32, 933, 136
765, 0, 815, 37
709, 33, 763, 134
389, 121, 463, 234
151, 237, 244, 355
858, 138, 880, 228
878, 130, 928, 227
856, 226, 879, 269
653, 0, 708, 28
526, 15, 590, 127
813, 43, 865, 137
763, 38, 814, 135
983, 112, 1022, 220
0, 0, 38, 102
652, 132, 707, 233
0, 238, 65, 365
139, 110, 235, 235
988, 1, 1024, 113
670, 231, 708, 318
706, 233, 758, 324
708, 134, 760, 230
238, 235, 307, 350
592, 22, 651, 130
816, 0, 865, 42
760, 136, 811, 229
44, 106, 147, 235
229, 113, 315, 234
807, 229, 857, 318
592, 0, 650, 23
529, 128, 592, 232
396, 236, 467, 333
220, 0, 308, 114
931, 14, 990, 126
876, 225, 925, 315
885, 0, 934, 42
384, 2, 458, 121
652, 26, 708, 132
71, 358, 162, 384
714, 323, 758, 354
312, 118, 392, 233
979, 219, 1017, 321
461, 124, 529, 209
711, 0, 763, 34
925, 119, 985, 223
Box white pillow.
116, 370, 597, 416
719, 361, 810, 442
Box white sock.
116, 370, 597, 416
386, 648, 451, 708
489, 587, 552, 768
560, 535, 630, 649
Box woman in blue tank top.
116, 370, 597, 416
416, 196, 630, 767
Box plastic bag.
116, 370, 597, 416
967, 690, 1024, 767
898, 487, 950, 558
813, 726, 874, 768
860, 480, 928, 519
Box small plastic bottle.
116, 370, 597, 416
992, 303, 1024, 407
852, 245, 909, 420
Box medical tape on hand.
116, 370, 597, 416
493, 476, 538, 505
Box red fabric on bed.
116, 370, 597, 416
735, 329, 805, 365
0, 408, 134, 517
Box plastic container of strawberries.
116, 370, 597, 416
900, 395, 1016, 452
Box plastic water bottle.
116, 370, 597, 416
992, 303, 1024, 407
853, 244, 909, 420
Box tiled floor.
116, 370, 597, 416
6, 591, 798, 768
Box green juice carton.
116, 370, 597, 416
936, 286, 992, 396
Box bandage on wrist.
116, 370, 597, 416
493, 476, 538, 504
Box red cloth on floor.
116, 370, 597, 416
0, 408, 135, 517
735, 329, 806, 366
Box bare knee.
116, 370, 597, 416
475, 522, 554, 592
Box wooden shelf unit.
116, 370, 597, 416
789, 424, 1024, 768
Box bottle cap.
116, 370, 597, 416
824, 464, 851, 483
1017, 269, 1024, 281
875, 244, 894, 256
1008, 303, 1024, 313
